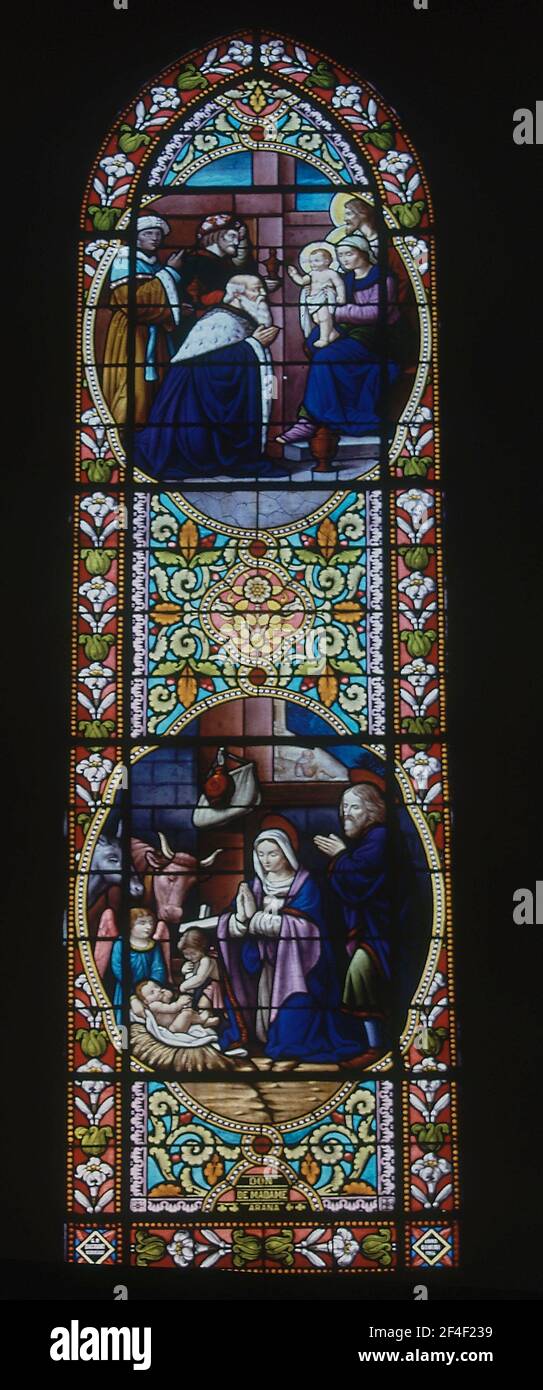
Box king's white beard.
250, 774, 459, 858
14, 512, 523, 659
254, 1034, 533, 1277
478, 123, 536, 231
232, 293, 272, 327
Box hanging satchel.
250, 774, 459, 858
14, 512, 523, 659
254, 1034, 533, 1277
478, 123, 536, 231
193, 748, 261, 828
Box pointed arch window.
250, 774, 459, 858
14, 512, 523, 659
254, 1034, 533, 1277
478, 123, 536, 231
69, 33, 458, 1277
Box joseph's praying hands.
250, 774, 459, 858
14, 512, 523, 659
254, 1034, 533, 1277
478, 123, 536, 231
313, 833, 347, 859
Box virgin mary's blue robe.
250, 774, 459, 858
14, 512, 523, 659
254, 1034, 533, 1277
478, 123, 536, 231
301, 267, 401, 437
218, 870, 368, 1063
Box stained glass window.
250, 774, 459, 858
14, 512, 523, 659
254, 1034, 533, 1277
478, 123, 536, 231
69, 32, 459, 1278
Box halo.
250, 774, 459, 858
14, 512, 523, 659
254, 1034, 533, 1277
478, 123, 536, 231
327, 191, 375, 244
257, 813, 300, 855
298, 240, 338, 275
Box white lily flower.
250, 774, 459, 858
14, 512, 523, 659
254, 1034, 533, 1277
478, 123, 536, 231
424, 971, 446, 1001
332, 84, 364, 113
76, 752, 114, 796
79, 577, 117, 613
398, 572, 435, 610
404, 237, 429, 274
225, 40, 252, 65
412, 1154, 451, 1205
404, 751, 441, 793
416, 1079, 444, 1109
80, 494, 114, 528
79, 664, 113, 696
76, 1059, 113, 1074
99, 154, 135, 185
378, 151, 412, 181
397, 489, 434, 539
75, 1158, 113, 1195
85, 241, 108, 264
330, 1227, 359, 1266
413, 1059, 447, 1073
402, 659, 437, 697
149, 86, 180, 113
260, 41, 287, 65
167, 1233, 195, 1268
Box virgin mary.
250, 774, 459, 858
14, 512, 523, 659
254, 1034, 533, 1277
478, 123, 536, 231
217, 819, 367, 1063
276, 232, 403, 447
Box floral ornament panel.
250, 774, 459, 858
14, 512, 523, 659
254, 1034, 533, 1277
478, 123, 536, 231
392, 514, 445, 739
69, 745, 122, 855
68, 1079, 120, 1214
131, 1079, 394, 1216
132, 490, 384, 737
404, 1078, 459, 1213
148, 85, 363, 190
71, 947, 121, 1074
83, 33, 430, 233
130, 1221, 397, 1272
83, 36, 256, 230
404, 947, 456, 1074
73, 493, 123, 740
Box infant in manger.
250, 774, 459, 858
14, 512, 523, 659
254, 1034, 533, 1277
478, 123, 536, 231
288, 242, 346, 346
132, 979, 220, 1033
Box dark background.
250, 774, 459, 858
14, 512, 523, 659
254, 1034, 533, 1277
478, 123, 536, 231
3, 0, 542, 1301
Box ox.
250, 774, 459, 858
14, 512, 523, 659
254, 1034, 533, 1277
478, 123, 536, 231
92, 832, 221, 984
130, 833, 221, 927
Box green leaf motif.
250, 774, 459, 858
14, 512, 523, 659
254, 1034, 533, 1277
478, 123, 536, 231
305, 60, 337, 90
329, 659, 362, 674
81, 548, 113, 577
78, 719, 115, 738
402, 457, 429, 477
191, 661, 222, 677
401, 545, 433, 571
401, 630, 436, 658
411, 1121, 450, 1152
88, 207, 121, 232
176, 63, 209, 91
86, 460, 114, 484
364, 121, 395, 151
361, 1228, 393, 1267
292, 546, 319, 565
78, 634, 114, 660
396, 201, 425, 229
76, 1027, 108, 1059
330, 548, 364, 565
134, 1231, 167, 1267
118, 124, 151, 155
401, 716, 438, 735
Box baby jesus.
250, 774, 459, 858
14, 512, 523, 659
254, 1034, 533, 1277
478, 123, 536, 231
132, 979, 220, 1035
288, 243, 346, 347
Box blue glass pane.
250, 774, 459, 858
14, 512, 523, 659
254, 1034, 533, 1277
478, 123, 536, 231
296, 192, 335, 210
186, 151, 253, 186
295, 163, 334, 185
